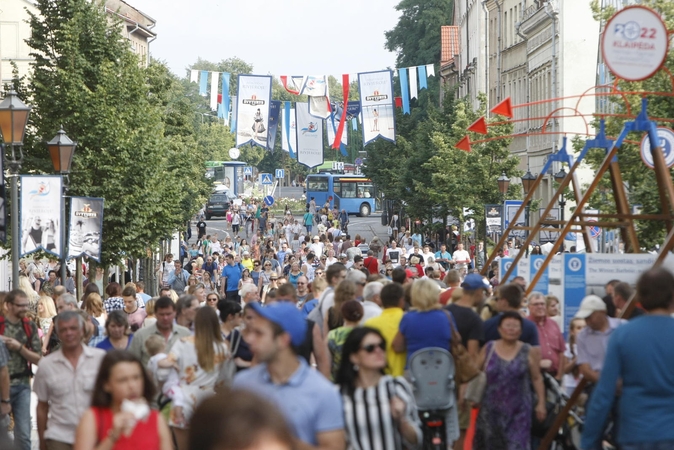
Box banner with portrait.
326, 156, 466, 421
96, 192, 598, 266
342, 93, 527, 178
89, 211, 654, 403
20, 176, 63, 257
267, 100, 282, 150
235, 75, 272, 148
68, 197, 104, 262
295, 102, 324, 168
358, 70, 396, 145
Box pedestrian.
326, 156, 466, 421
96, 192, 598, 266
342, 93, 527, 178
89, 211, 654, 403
73, 350, 172, 450
220, 253, 243, 302
365, 283, 407, 377
0, 340, 12, 448
122, 285, 146, 332
233, 302, 345, 449
336, 327, 423, 449
96, 311, 134, 351
167, 261, 190, 293
156, 254, 174, 288
103, 282, 124, 313
34, 311, 106, 450
0, 289, 42, 450
528, 292, 565, 381
327, 300, 363, 379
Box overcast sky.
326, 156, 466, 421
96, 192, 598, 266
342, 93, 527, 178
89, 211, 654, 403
131, 0, 402, 79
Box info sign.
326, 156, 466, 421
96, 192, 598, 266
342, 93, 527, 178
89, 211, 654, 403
601, 6, 669, 81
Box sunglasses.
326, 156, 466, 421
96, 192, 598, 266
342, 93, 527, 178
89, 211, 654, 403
207, 297, 219, 302
361, 342, 386, 353
254, 263, 260, 266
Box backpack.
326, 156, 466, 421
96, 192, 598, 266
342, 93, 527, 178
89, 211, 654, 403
172, 272, 187, 292
0, 316, 35, 379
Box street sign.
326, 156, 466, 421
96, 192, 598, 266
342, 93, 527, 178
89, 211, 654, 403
640, 127, 674, 169
355, 158, 363, 166
244, 166, 253, 176
332, 161, 344, 171
260, 173, 273, 185
275, 169, 285, 179
264, 195, 274, 206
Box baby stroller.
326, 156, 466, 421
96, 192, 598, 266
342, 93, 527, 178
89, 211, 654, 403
535, 372, 584, 450
407, 347, 456, 450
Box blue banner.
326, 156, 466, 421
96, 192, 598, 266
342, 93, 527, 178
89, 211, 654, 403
399, 68, 411, 115
352, 118, 358, 131
199, 71, 208, 96
267, 100, 281, 150
418, 65, 428, 90
563, 254, 586, 337
283, 101, 296, 159
530, 255, 549, 294
499, 257, 517, 284
218, 72, 231, 124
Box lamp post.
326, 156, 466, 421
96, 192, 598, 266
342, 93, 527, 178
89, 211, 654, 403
0, 90, 31, 288
521, 170, 536, 246
47, 127, 77, 285
554, 168, 567, 222
497, 172, 510, 201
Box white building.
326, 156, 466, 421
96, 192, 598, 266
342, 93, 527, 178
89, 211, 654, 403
453, 0, 488, 112
0, 0, 38, 85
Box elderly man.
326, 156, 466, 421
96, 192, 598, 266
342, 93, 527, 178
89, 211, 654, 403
34, 311, 106, 450
361, 281, 383, 323
240, 283, 261, 304
528, 292, 566, 380
346, 270, 367, 301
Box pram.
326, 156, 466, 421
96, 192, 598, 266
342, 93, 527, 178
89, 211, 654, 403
407, 347, 457, 450
538, 372, 584, 450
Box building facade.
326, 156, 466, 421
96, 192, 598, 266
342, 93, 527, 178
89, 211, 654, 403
452, 0, 488, 111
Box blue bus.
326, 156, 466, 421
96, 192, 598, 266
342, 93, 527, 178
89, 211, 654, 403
305, 173, 377, 216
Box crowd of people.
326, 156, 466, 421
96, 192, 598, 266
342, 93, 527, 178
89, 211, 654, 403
0, 208, 673, 450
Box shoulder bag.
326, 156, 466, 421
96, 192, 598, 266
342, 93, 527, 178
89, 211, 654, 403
464, 341, 496, 405
443, 309, 481, 384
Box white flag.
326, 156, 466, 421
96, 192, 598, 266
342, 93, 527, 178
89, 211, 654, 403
410, 67, 418, 99
190, 70, 198, 83
426, 63, 435, 77
296, 102, 324, 168
281, 107, 297, 154
210, 72, 219, 112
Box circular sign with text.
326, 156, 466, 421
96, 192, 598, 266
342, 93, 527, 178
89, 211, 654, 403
640, 127, 674, 170
601, 6, 668, 81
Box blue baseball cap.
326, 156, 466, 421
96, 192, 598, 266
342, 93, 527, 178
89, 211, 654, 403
248, 302, 307, 347
461, 273, 490, 290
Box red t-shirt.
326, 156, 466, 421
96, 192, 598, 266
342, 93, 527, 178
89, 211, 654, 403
363, 256, 379, 275
93, 407, 160, 449
439, 287, 455, 305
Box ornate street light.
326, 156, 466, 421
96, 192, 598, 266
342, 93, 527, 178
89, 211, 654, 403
497, 172, 510, 198
521, 170, 537, 196
554, 168, 567, 183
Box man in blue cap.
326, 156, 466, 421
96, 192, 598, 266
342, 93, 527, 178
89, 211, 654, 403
233, 302, 345, 450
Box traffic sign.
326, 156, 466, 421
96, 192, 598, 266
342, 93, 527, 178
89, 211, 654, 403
260, 173, 273, 185
275, 169, 285, 179
264, 195, 274, 206
244, 166, 253, 176
332, 161, 344, 171
355, 158, 363, 166
640, 127, 674, 169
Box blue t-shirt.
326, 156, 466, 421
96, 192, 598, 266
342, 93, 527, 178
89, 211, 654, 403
483, 314, 539, 346
399, 309, 452, 364
302, 299, 319, 318
95, 334, 133, 351
582, 315, 674, 448
221, 263, 243, 292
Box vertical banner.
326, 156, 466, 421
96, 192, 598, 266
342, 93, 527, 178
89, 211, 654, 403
230, 95, 238, 134
529, 255, 549, 294
68, 197, 104, 262
189, 70, 198, 83
499, 257, 517, 284
539, 207, 560, 243
267, 100, 282, 150
305, 75, 331, 119
235, 75, 272, 148
485, 204, 502, 235
210, 72, 219, 111
332, 74, 349, 150
282, 103, 297, 159
563, 254, 586, 336
295, 102, 324, 168
409, 66, 418, 99
399, 68, 411, 115
503, 200, 526, 239
199, 70, 208, 96
418, 65, 428, 89
358, 70, 396, 145
20, 176, 63, 257
218, 72, 231, 124
0, 156, 5, 242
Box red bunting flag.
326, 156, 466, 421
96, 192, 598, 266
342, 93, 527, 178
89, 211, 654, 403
468, 116, 488, 135
332, 74, 349, 149
490, 97, 513, 118
455, 135, 471, 152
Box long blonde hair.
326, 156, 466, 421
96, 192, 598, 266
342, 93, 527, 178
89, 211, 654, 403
194, 306, 225, 372
37, 296, 57, 318
83, 293, 104, 317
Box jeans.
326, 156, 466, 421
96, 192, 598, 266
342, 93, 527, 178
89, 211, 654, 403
10, 383, 31, 450
622, 442, 674, 450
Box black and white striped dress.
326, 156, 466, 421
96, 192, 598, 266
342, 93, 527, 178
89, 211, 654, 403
341, 375, 422, 450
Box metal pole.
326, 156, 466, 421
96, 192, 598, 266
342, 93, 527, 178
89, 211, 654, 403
10, 170, 19, 288
60, 184, 67, 286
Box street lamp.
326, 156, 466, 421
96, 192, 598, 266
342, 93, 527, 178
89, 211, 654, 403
497, 172, 510, 200
0, 90, 31, 288
521, 170, 537, 247
48, 127, 77, 284
554, 168, 567, 221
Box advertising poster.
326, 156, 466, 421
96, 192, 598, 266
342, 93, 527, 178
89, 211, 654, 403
68, 197, 104, 262
503, 200, 526, 239
484, 204, 502, 234
295, 102, 324, 168
266, 100, 282, 150
20, 176, 63, 257
235, 75, 272, 148
358, 70, 396, 145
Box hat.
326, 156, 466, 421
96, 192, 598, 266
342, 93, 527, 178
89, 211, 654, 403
313, 235, 320, 241
574, 295, 607, 319
339, 253, 347, 258
249, 302, 307, 347
243, 251, 250, 255
461, 273, 490, 290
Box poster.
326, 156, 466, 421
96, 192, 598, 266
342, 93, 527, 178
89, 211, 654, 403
358, 70, 396, 145
235, 75, 272, 148
282, 104, 297, 158
267, 100, 282, 150
68, 197, 104, 262
20, 176, 63, 257
484, 204, 502, 234
503, 200, 526, 239
295, 102, 324, 168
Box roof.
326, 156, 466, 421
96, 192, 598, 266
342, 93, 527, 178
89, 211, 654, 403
441, 26, 460, 65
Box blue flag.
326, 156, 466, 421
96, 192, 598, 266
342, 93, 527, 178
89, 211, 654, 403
399, 68, 411, 115
418, 65, 428, 89
199, 71, 208, 96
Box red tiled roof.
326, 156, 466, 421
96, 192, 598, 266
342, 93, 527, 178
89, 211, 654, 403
441, 26, 460, 65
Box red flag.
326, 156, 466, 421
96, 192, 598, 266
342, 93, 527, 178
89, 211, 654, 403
280, 76, 302, 95
456, 135, 472, 152
468, 116, 488, 135
332, 74, 349, 149
217, 93, 222, 104
490, 97, 513, 118
395, 97, 402, 108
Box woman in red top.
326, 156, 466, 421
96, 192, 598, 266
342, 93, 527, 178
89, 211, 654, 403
74, 350, 172, 450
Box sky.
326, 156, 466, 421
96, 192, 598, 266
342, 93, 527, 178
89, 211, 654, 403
130, 0, 402, 79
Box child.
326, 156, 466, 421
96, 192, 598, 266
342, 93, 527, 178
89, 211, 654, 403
145, 335, 183, 407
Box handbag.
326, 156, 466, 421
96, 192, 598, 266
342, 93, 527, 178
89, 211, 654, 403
443, 310, 481, 384
464, 342, 496, 404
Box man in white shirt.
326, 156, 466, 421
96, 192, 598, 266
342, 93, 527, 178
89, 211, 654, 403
324, 249, 338, 267
421, 245, 435, 266
361, 282, 383, 323
452, 243, 471, 269
385, 240, 403, 267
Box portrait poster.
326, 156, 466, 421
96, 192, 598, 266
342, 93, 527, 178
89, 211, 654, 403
235, 75, 272, 148
296, 102, 324, 169
20, 176, 63, 257
68, 197, 104, 262
358, 70, 396, 146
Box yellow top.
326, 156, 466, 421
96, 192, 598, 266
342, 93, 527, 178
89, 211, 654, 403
365, 307, 406, 377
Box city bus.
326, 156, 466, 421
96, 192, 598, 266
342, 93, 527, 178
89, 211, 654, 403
305, 173, 377, 216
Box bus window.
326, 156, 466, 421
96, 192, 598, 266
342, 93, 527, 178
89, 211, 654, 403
333, 182, 342, 196
341, 182, 357, 198
307, 176, 329, 192
357, 183, 373, 198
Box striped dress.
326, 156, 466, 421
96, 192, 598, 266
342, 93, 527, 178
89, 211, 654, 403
341, 375, 422, 450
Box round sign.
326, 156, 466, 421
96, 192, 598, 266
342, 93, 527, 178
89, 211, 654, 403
264, 195, 274, 206
601, 6, 669, 81
228, 147, 240, 159
355, 158, 363, 166
640, 127, 674, 169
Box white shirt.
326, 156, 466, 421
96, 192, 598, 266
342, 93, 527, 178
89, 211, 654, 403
360, 301, 383, 324
421, 251, 435, 265
325, 257, 338, 267
452, 249, 471, 265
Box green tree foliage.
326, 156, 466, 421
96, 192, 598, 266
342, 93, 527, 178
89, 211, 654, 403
582, 0, 674, 250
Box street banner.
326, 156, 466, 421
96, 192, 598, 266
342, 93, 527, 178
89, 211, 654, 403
217, 72, 231, 125
304, 75, 331, 119
282, 103, 297, 159
484, 204, 502, 234
20, 176, 63, 258
280, 75, 306, 96
529, 255, 549, 295
399, 67, 410, 114
331, 74, 350, 151
267, 100, 282, 150
230, 95, 237, 134
358, 70, 396, 145
499, 257, 518, 284
539, 208, 560, 243
68, 197, 104, 262
503, 200, 526, 239
235, 75, 272, 148
199, 70, 208, 96
295, 102, 324, 168
0, 156, 5, 242
210, 72, 219, 111
563, 254, 586, 335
